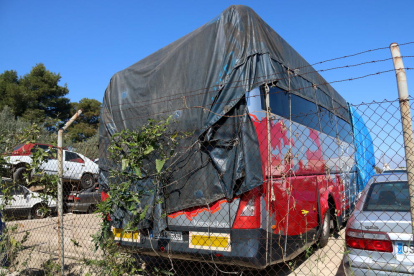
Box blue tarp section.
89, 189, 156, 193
349, 105, 375, 192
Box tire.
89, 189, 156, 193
13, 167, 27, 184
319, 209, 331, 248
31, 204, 47, 219
80, 174, 94, 189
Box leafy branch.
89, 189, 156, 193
93, 116, 190, 275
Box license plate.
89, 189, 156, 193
113, 228, 140, 243
167, 231, 183, 241
189, 231, 231, 252
397, 243, 414, 254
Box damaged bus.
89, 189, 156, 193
99, 5, 374, 269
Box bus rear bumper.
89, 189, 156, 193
116, 228, 318, 269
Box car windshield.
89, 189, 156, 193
363, 181, 410, 212
13, 144, 23, 151
12, 186, 26, 195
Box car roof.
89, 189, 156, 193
367, 172, 407, 185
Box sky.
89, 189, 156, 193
1, 0, 413, 106
1, 0, 414, 168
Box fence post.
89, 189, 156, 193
57, 109, 82, 276
390, 43, 414, 233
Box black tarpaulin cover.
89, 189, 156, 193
99, 5, 348, 231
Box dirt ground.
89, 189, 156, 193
7, 213, 103, 275
5, 214, 346, 275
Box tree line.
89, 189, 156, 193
0, 63, 101, 143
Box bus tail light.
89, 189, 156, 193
346, 228, 393, 253
232, 189, 261, 229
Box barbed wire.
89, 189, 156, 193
309, 41, 414, 67
348, 95, 414, 107
318, 57, 393, 72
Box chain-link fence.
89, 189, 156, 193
0, 94, 413, 276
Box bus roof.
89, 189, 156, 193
102, 5, 348, 130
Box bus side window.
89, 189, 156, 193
337, 117, 353, 143
290, 94, 320, 131
265, 87, 289, 119
319, 106, 337, 137
246, 87, 262, 113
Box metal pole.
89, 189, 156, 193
390, 43, 414, 234
264, 83, 272, 266
57, 109, 82, 276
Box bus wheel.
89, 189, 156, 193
319, 209, 331, 248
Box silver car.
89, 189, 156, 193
344, 172, 414, 275
66, 184, 101, 213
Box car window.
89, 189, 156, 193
11, 186, 25, 196
13, 144, 23, 151
363, 182, 410, 212
65, 152, 85, 163
31, 144, 52, 154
